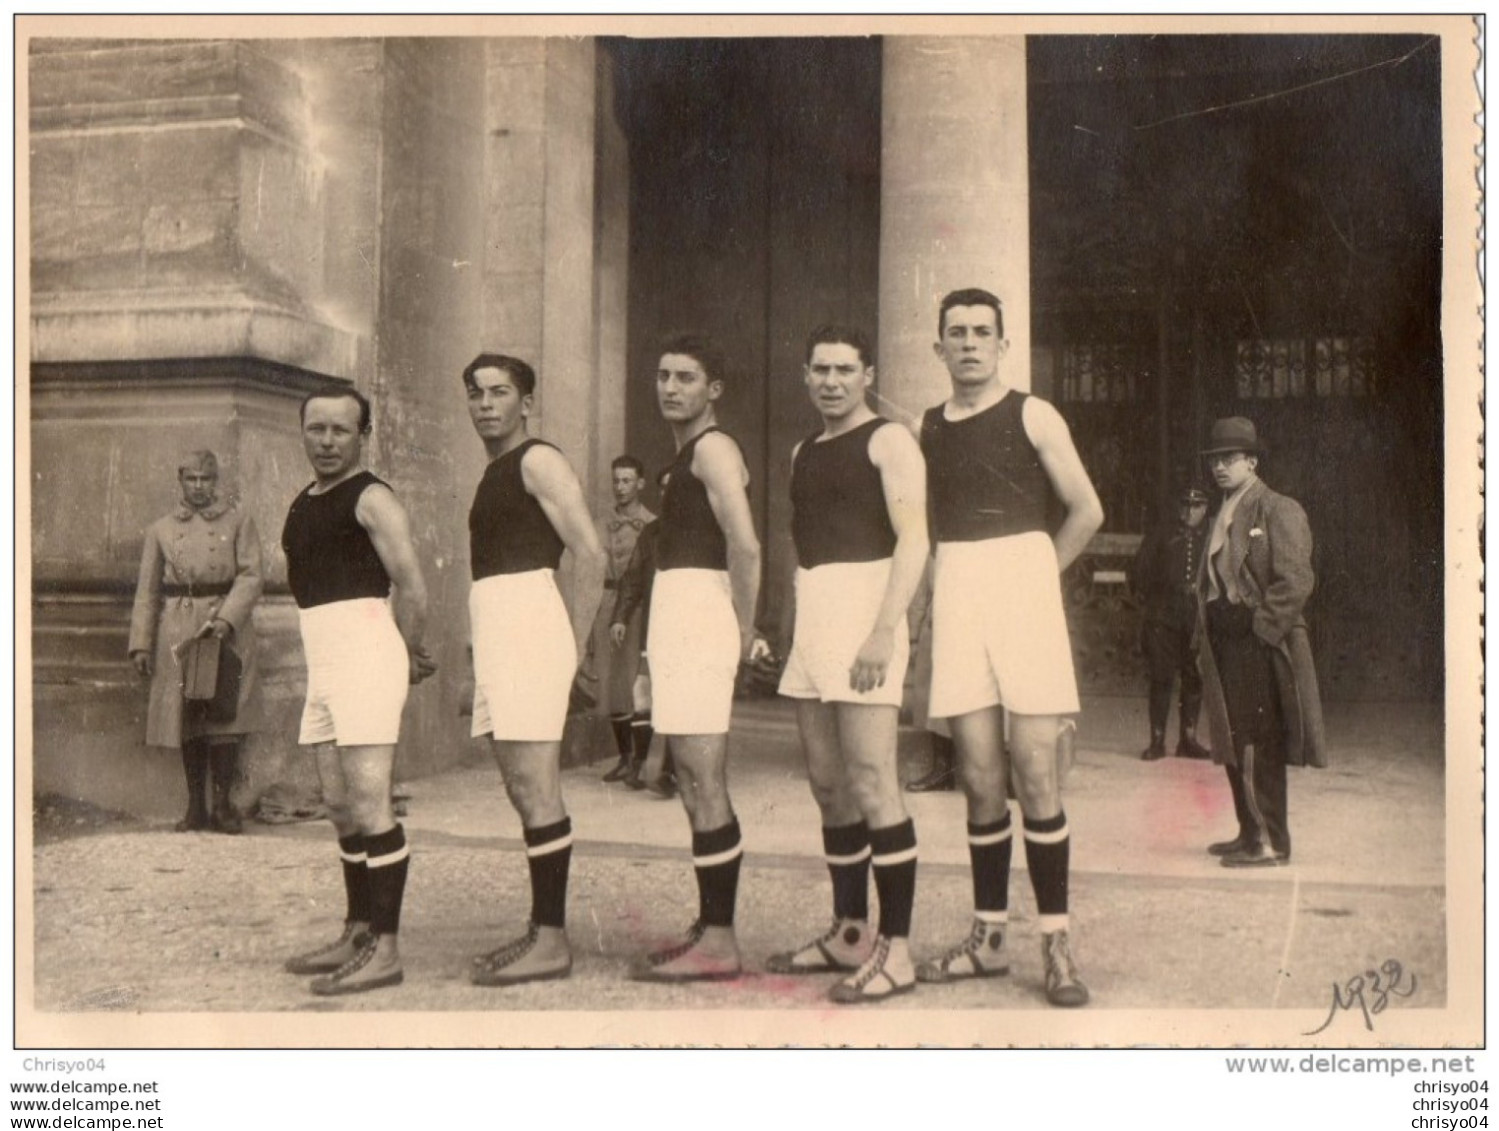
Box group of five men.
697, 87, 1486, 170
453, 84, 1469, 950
271, 284, 1316, 1009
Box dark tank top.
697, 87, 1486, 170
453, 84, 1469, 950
282, 470, 392, 609
469, 439, 566, 579
791, 417, 898, 569
657, 427, 743, 571
920, 392, 1055, 543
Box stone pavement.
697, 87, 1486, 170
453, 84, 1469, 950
26, 695, 1452, 1044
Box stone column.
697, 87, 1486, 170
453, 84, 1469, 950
29, 38, 376, 817
481, 39, 602, 499
877, 36, 1031, 426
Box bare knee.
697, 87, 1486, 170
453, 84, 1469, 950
502, 772, 559, 827
845, 761, 900, 826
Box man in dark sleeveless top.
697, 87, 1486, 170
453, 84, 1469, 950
280, 388, 436, 996
768, 325, 928, 1004
630, 334, 762, 983
460, 353, 606, 987
914, 288, 1103, 1008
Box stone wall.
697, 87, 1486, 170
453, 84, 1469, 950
30, 37, 615, 819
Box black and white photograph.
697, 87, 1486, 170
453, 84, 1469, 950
14, 9, 1483, 1083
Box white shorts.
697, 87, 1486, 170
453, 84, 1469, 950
929, 532, 1080, 719
647, 568, 739, 735
779, 559, 909, 707
298, 598, 410, 747
470, 570, 576, 742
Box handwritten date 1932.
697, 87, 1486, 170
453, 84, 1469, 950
1304, 959, 1417, 1036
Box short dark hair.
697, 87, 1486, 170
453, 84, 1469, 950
463, 353, 537, 398
938, 288, 1004, 339
611, 455, 646, 477
804, 324, 874, 367
658, 333, 727, 384
300, 386, 372, 435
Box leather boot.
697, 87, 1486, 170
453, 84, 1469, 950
1176, 693, 1210, 759
906, 733, 956, 792
1139, 729, 1168, 762
208, 742, 243, 834
175, 741, 210, 832
1176, 726, 1211, 760
623, 715, 652, 790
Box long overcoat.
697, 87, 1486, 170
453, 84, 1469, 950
127, 500, 264, 748
1194, 477, 1327, 769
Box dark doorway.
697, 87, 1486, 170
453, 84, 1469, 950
1028, 34, 1444, 700
606, 37, 882, 629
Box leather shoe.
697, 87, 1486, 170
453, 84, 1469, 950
905, 764, 956, 792
1139, 741, 1167, 762
1221, 846, 1289, 868
1207, 835, 1255, 857
601, 756, 631, 783
1175, 734, 1211, 760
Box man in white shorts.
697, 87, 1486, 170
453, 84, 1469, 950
915, 288, 1103, 1008
461, 353, 606, 987
280, 388, 436, 996
631, 334, 762, 983
768, 325, 928, 1004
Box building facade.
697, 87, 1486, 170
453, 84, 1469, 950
29, 33, 1445, 818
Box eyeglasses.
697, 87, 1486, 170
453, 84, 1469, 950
1206, 453, 1249, 469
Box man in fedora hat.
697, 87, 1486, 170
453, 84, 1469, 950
1130, 485, 1212, 762
1195, 416, 1325, 868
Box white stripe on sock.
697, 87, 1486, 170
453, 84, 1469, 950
872, 846, 918, 867
825, 846, 872, 866
693, 845, 743, 869
366, 843, 410, 869
1023, 823, 1069, 846
968, 826, 1013, 847
525, 832, 575, 858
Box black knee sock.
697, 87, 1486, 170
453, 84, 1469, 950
1022, 811, 1070, 917
968, 812, 1013, 915
870, 818, 918, 939
822, 821, 871, 921
693, 818, 743, 928
610, 714, 633, 758
338, 834, 372, 924
523, 816, 574, 929
364, 824, 410, 936
630, 713, 653, 763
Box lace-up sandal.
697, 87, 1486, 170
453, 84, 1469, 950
828, 936, 916, 1004
629, 920, 742, 983
1042, 930, 1090, 1007
765, 919, 870, 974
283, 921, 370, 975
914, 918, 1010, 983
308, 934, 403, 996
470, 922, 573, 987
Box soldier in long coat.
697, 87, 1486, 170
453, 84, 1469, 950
1195, 418, 1325, 868
128, 450, 263, 833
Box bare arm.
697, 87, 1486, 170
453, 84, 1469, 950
849, 422, 930, 692
523, 444, 607, 663
356, 482, 435, 683
696, 431, 762, 661
1024, 397, 1104, 572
